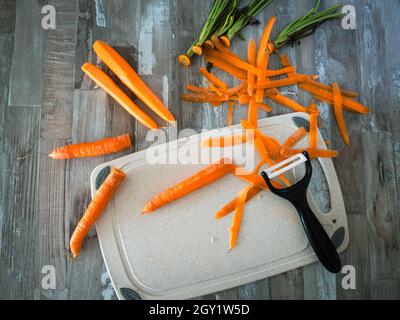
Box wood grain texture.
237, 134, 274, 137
0, 0, 399, 299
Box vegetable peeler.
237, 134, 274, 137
261, 151, 342, 273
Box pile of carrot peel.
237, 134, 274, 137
144, 16, 369, 250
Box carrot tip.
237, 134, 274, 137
178, 54, 191, 67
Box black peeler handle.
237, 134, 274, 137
261, 151, 342, 273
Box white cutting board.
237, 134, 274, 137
90, 113, 348, 300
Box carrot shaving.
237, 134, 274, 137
186, 83, 210, 94
247, 38, 257, 97
282, 127, 307, 150
332, 82, 350, 145
181, 93, 229, 103
192, 45, 203, 56
305, 78, 358, 98
281, 148, 339, 159
257, 102, 272, 113
205, 55, 247, 80
199, 66, 229, 90
207, 80, 224, 97
270, 94, 308, 113
202, 135, 246, 148
252, 75, 307, 89
309, 113, 318, 150
227, 101, 234, 126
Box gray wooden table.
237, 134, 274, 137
1, 0, 399, 300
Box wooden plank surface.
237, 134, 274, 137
0, 0, 399, 300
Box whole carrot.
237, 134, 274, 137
49, 134, 132, 160
70, 167, 126, 258
82, 63, 158, 130
93, 41, 176, 123
142, 158, 234, 213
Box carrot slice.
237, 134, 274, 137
309, 112, 318, 150
199, 67, 229, 90
178, 54, 191, 66
247, 98, 258, 126
305, 77, 358, 98
186, 84, 210, 94
204, 48, 265, 77
299, 82, 369, 114
227, 101, 234, 126
257, 102, 272, 113
332, 82, 350, 145
281, 148, 339, 159
266, 66, 296, 77
215, 185, 262, 220
211, 35, 238, 57
270, 94, 308, 113
142, 158, 234, 213
49, 134, 132, 160
192, 45, 203, 56
282, 127, 307, 150
252, 75, 307, 89
70, 167, 125, 258
206, 80, 224, 96
82, 63, 158, 130
181, 93, 229, 103
202, 135, 246, 148
229, 185, 253, 249
238, 94, 251, 105
247, 38, 257, 97
93, 41, 175, 123
205, 55, 247, 80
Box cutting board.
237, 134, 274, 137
90, 112, 348, 300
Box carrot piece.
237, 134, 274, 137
227, 101, 234, 126
252, 75, 307, 89
279, 54, 295, 77
206, 80, 224, 97
282, 128, 307, 151
281, 148, 339, 159
304, 77, 358, 98
254, 137, 291, 187
142, 158, 234, 213
227, 83, 246, 95
219, 36, 231, 47
238, 94, 251, 105
186, 84, 210, 93
299, 82, 369, 114
266, 66, 296, 77
270, 94, 308, 113
49, 134, 132, 160
204, 40, 215, 49
247, 98, 258, 126
215, 186, 262, 220
199, 67, 229, 90
178, 54, 191, 66
181, 93, 229, 103
257, 102, 272, 112
307, 101, 318, 114
93, 41, 175, 123
256, 16, 277, 68
205, 55, 247, 80
229, 184, 252, 249
309, 113, 318, 150
70, 167, 125, 258
204, 48, 264, 77
192, 45, 203, 56
81, 63, 158, 130
332, 82, 350, 145
247, 38, 257, 96
211, 35, 237, 57
201, 135, 246, 148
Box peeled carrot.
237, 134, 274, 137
252, 75, 307, 89
202, 135, 246, 148
332, 82, 350, 145
238, 94, 251, 105
207, 80, 224, 97
247, 98, 258, 126
309, 112, 318, 150
257, 102, 272, 113
229, 185, 252, 249
266, 66, 296, 77
142, 158, 234, 213
215, 185, 262, 220
270, 94, 308, 113
70, 167, 125, 258
49, 134, 132, 160
211, 35, 237, 57
204, 48, 264, 77
305, 78, 358, 98
299, 82, 369, 114
181, 93, 229, 103
227, 101, 234, 126
247, 38, 257, 97
205, 55, 247, 80
282, 127, 307, 150
186, 83, 210, 93
199, 67, 228, 90
93, 41, 175, 123
82, 63, 158, 130
281, 148, 339, 159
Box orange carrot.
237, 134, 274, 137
142, 158, 234, 213
186, 84, 210, 93
49, 134, 132, 160
247, 38, 257, 96
257, 102, 272, 113
93, 40, 175, 123
332, 82, 350, 145
178, 54, 191, 66
304, 77, 358, 98
252, 75, 307, 89
229, 184, 252, 249
206, 80, 224, 97
266, 66, 296, 77
219, 35, 231, 47
204, 48, 264, 76
199, 67, 228, 90
181, 93, 229, 103
204, 40, 215, 49
281, 148, 339, 159
82, 63, 158, 130
211, 35, 238, 57
192, 45, 203, 56
281, 127, 307, 150
238, 94, 251, 105
270, 94, 308, 113
227, 83, 246, 95
205, 55, 247, 80
299, 82, 369, 114
215, 185, 262, 220
70, 167, 125, 258
279, 54, 295, 77
202, 135, 246, 147
309, 112, 318, 150
248, 98, 258, 126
